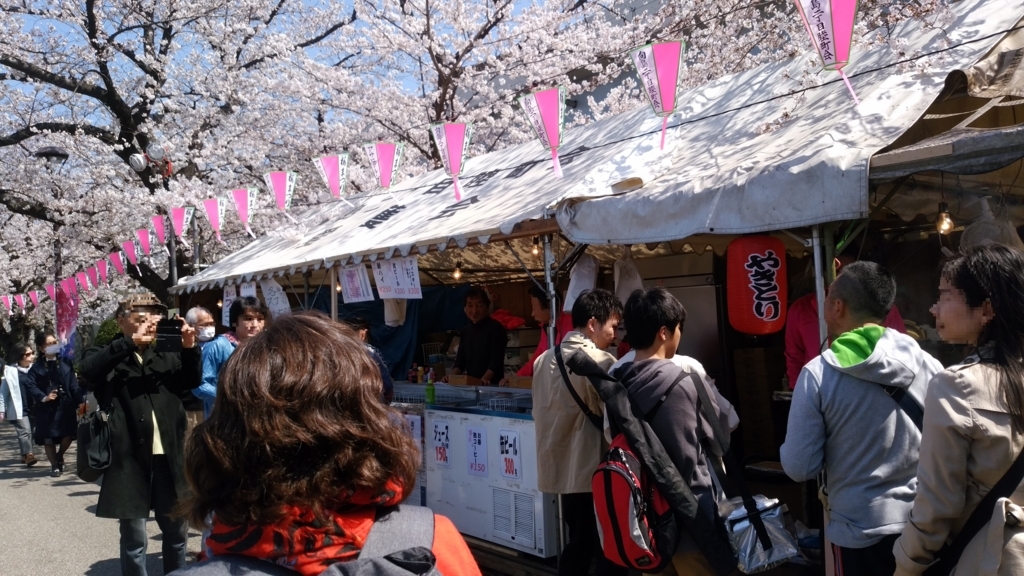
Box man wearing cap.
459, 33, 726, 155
81, 293, 201, 576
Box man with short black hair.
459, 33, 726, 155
448, 287, 506, 385
611, 288, 735, 575
532, 289, 626, 576
781, 262, 942, 576
195, 296, 269, 417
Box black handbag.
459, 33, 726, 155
77, 381, 113, 482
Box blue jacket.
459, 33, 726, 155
195, 334, 237, 417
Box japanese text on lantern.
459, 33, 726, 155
745, 251, 782, 321
498, 429, 522, 480
433, 421, 450, 467
467, 427, 488, 477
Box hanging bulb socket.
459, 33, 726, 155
453, 260, 463, 281
531, 236, 540, 256
937, 202, 954, 235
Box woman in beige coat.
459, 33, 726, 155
894, 245, 1024, 576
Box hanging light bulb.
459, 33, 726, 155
936, 202, 954, 235
216, 299, 223, 308
531, 236, 540, 256
453, 260, 463, 281
336, 282, 343, 293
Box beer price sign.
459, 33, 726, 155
498, 429, 522, 480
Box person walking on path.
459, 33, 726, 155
25, 333, 85, 477
1, 342, 38, 467
895, 245, 1024, 575
194, 297, 267, 418
80, 293, 201, 576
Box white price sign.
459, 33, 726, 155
221, 285, 238, 327
239, 281, 257, 298
498, 429, 522, 480
259, 279, 291, 318
371, 260, 398, 298
467, 427, 488, 477
399, 257, 423, 299
432, 421, 450, 467
339, 265, 374, 304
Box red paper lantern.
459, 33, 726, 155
727, 236, 788, 335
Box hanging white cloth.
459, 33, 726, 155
613, 246, 644, 306
383, 299, 407, 327
563, 253, 599, 313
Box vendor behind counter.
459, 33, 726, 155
447, 287, 506, 385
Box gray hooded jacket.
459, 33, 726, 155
781, 327, 943, 548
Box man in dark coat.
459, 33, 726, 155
80, 293, 201, 576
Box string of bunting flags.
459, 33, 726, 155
4, 34, 781, 313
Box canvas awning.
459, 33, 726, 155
556, 0, 1024, 245
173, 103, 681, 293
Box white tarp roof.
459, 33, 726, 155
175, 105, 678, 292
556, 0, 1024, 245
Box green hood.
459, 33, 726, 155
830, 325, 886, 368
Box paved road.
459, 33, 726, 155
0, 425, 201, 576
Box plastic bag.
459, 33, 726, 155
613, 246, 644, 306
719, 494, 800, 573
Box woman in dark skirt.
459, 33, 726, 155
25, 333, 85, 477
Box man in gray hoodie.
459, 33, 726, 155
781, 261, 942, 575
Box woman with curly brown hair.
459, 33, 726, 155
173, 312, 480, 576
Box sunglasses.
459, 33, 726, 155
22, 351, 35, 358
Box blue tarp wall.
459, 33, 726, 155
311, 284, 471, 380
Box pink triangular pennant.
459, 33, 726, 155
151, 215, 167, 245
45, 284, 56, 301
13, 294, 25, 310
202, 198, 224, 243
171, 207, 190, 238
1, 296, 10, 314
76, 271, 91, 293
109, 252, 125, 275
97, 259, 108, 284
29, 291, 40, 308
231, 189, 257, 237
137, 229, 152, 256
518, 88, 565, 177
86, 267, 99, 289
122, 241, 139, 265
430, 124, 474, 201
315, 155, 349, 198
794, 0, 860, 103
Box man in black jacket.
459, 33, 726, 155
81, 293, 201, 576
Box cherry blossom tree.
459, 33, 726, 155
0, 0, 944, 345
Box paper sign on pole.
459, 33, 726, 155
364, 143, 405, 190
239, 281, 257, 298
429, 123, 474, 201
202, 198, 226, 243
259, 279, 291, 318
339, 265, 374, 304
371, 260, 398, 298
263, 171, 297, 212
170, 207, 195, 239
518, 87, 566, 177
314, 154, 350, 198
221, 285, 238, 327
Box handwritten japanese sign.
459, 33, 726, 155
221, 285, 237, 327
745, 250, 782, 321
432, 421, 450, 467
371, 260, 398, 298
386, 257, 422, 299
467, 427, 488, 477
339, 265, 374, 304
259, 279, 291, 318
498, 429, 522, 480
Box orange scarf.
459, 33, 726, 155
205, 480, 405, 575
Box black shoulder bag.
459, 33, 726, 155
554, 345, 604, 431
923, 447, 1024, 576
76, 376, 114, 482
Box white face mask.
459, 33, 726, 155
45, 344, 61, 356
197, 327, 216, 342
